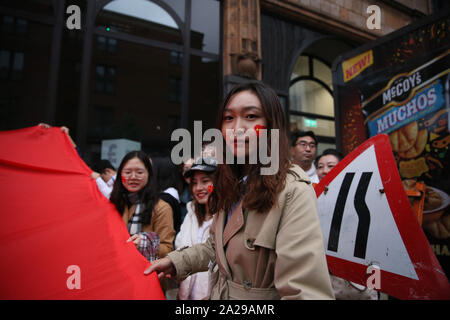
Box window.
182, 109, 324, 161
0, 50, 11, 79
97, 36, 107, 51
289, 54, 335, 152
108, 38, 117, 53
168, 115, 180, 135
97, 36, 117, 53
290, 80, 333, 117
95, 64, 116, 94
15, 19, 28, 34
2, 16, 14, 33
170, 51, 183, 66
191, 0, 220, 54
91, 105, 115, 137
84, 0, 221, 157
12, 52, 24, 80
1, 16, 28, 34
0, 96, 19, 129
168, 76, 181, 103
100, 0, 181, 42
291, 55, 309, 79
0, 50, 24, 80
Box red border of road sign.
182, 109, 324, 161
315, 134, 450, 300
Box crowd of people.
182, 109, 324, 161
39, 80, 380, 300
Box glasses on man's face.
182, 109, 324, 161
296, 141, 316, 149
122, 171, 147, 180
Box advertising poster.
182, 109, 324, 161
332, 11, 450, 281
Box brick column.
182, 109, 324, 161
223, 0, 262, 81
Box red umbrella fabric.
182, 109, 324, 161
0, 126, 165, 299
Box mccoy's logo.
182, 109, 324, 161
381, 71, 422, 105
342, 50, 373, 82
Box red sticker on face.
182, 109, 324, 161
254, 125, 266, 138
121, 176, 127, 184
208, 185, 214, 194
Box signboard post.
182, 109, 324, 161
101, 139, 141, 170
332, 10, 450, 284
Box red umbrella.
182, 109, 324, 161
0, 126, 165, 299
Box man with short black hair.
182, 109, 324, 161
91, 159, 117, 199
290, 130, 319, 183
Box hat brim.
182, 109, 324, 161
183, 165, 216, 178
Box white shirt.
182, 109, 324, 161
190, 218, 213, 299
306, 163, 319, 184
196, 219, 213, 244
175, 202, 213, 300
95, 174, 116, 199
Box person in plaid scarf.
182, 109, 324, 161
110, 151, 175, 261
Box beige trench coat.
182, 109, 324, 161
167, 165, 335, 300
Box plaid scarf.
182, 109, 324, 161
127, 202, 143, 235
127, 194, 160, 261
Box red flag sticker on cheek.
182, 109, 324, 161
208, 185, 214, 194
121, 176, 127, 184
254, 125, 266, 138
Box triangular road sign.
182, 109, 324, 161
315, 134, 450, 299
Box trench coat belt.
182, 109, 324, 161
215, 272, 280, 300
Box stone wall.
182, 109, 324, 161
282, 0, 431, 36
222, 0, 433, 80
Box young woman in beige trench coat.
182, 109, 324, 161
144, 81, 335, 300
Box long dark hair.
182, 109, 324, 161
152, 156, 182, 194
110, 150, 159, 225
209, 81, 292, 215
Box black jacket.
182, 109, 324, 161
159, 192, 182, 234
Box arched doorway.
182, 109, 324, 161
288, 38, 354, 155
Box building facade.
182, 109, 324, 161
0, 0, 444, 165
224, 0, 436, 154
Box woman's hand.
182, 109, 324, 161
91, 171, 100, 179
144, 257, 176, 279
126, 234, 141, 247
60, 126, 70, 135
38, 123, 51, 129
38, 123, 77, 148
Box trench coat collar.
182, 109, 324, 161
214, 202, 244, 280
214, 210, 231, 279
222, 200, 245, 247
